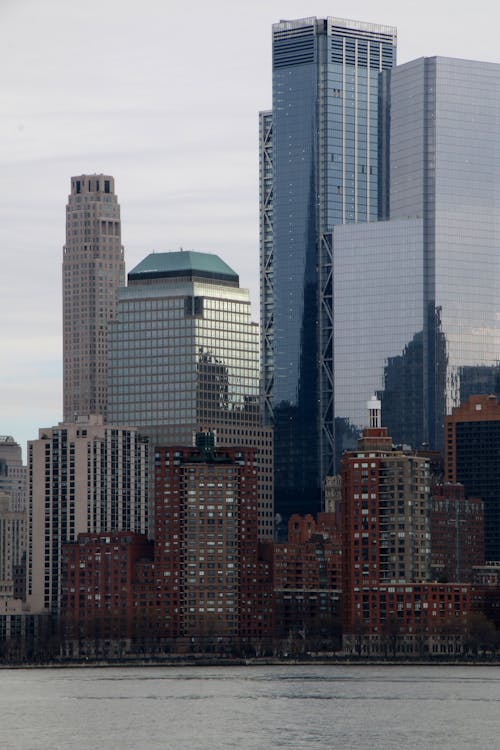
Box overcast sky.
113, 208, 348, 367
1, 0, 498, 457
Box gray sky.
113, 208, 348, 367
1, 0, 497, 457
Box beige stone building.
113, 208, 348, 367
0, 436, 26, 512
63, 174, 125, 421
0, 492, 25, 599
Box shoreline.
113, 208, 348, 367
2, 656, 500, 669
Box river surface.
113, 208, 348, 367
1, 664, 499, 749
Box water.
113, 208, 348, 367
1, 664, 499, 749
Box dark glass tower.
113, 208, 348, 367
445, 395, 500, 561
259, 17, 397, 520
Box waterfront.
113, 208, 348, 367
1, 664, 499, 749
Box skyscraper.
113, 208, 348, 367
342, 398, 431, 591
27, 415, 149, 614
107, 250, 274, 539
153, 436, 262, 642
445, 394, 500, 561
334, 56, 500, 457
260, 17, 397, 519
340, 400, 471, 657
63, 174, 125, 421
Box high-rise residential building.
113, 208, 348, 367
107, 250, 274, 539
260, 17, 397, 519
0, 436, 26, 512
341, 399, 470, 657
63, 174, 125, 421
342, 398, 431, 592
61, 434, 274, 651
153, 436, 269, 643
334, 56, 500, 459
26, 415, 148, 614
445, 394, 500, 561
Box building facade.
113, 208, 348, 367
27, 416, 149, 615
260, 17, 397, 518
62, 532, 154, 650
0, 493, 25, 600
341, 417, 431, 597
107, 250, 273, 539
61, 436, 274, 652
430, 484, 484, 583
153, 437, 271, 645
273, 513, 342, 645
63, 174, 125, 421
341, 404, 470, 656
0, 436, 26, 513
445, 394, 500, 561
0, 437, 27, 603
334, 56, 500, 457
342, 582, 471, 657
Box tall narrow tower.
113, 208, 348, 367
63, 174, 125, 421
260, 18, 396, 520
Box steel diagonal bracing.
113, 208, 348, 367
319, 232, 335, 487
259, 112, 274, 423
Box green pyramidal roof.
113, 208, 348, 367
128, 250, 239, 285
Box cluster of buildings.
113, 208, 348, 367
3, 15, 500, 657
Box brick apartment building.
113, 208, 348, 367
341, 398, 471, 656
272, 513, 342, 646
153, 436, 272, 645
62, 532, 153, 647
62, 434, 273, 652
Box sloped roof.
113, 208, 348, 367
128, 250, 239, 284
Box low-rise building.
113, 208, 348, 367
430, 484, 484, 583
273, 513, 342, 647
61, 532, 153, 652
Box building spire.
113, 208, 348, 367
367, 395, 381, 428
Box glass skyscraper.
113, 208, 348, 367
334, 56, 500, 454
107, 250, 274, 539
260, 17, 396, 518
